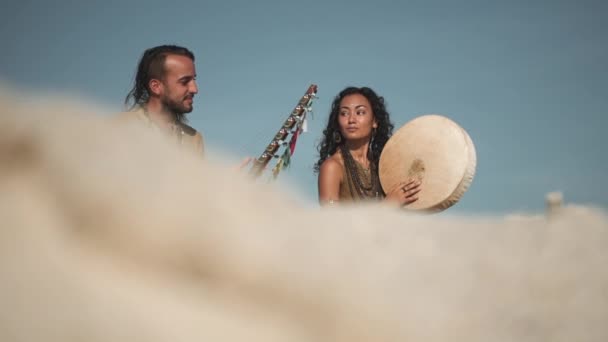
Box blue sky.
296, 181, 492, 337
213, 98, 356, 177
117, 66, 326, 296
1, 0, 606, 214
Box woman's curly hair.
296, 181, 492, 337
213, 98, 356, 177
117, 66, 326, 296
314, 86, 394, 173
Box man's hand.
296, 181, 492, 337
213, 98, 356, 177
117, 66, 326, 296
233, 157, 253, 172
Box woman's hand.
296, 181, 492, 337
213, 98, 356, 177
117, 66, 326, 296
384, 178, 421, 206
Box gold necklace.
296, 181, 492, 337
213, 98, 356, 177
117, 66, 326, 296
340, 145, 380, 200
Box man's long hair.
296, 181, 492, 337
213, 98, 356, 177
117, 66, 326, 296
124, 45, 195, 115
314, 86, 394, 174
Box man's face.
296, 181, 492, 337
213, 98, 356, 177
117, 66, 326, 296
159, 54, 198, 115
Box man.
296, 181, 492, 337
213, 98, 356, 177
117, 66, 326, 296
118, 45, 204, 155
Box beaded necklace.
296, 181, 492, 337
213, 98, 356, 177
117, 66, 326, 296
340, 144, 382, 200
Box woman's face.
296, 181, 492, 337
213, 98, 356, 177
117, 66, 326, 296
337, 93, 377, 142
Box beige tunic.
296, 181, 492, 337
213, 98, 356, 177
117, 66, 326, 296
114, 108, 204, 157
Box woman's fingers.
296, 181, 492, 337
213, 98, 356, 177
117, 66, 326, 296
391, 179, 416, 194
403, 187, 421, 204
387, 179, 422, 205
401, 179, 421, 192
401, 180, 421, 204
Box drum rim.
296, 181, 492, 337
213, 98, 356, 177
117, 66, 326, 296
378, 114, 476, 212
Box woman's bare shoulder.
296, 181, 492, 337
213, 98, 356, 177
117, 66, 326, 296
320, 151, 344, 173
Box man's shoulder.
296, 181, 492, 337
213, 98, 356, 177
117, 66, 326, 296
114, 108, 146, 122
178, 122, 205, 155
177, 122, 199, 137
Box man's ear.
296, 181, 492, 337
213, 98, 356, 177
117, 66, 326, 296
148, 79, 163, 96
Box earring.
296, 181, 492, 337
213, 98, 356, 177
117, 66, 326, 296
333, 131, 342, 143
370, 127, 377, 144
368, 127, 377, 161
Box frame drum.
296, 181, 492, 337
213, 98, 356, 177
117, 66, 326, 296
379, 114, 476, 212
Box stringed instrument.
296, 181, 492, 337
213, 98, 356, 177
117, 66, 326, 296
249, 84, 318, 179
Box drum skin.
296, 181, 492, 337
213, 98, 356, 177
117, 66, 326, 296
379, 114, 477, 212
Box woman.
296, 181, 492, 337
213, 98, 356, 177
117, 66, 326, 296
315, 86, 421, 206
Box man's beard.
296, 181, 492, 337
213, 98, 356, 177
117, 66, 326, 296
161, 95, 192, 123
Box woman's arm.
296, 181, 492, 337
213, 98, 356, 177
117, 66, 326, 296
318, 158, 342, 205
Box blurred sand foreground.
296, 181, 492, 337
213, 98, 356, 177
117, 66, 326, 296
0, 87, 607, 341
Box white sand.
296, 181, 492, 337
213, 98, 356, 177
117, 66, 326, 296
1, 85, 606, 342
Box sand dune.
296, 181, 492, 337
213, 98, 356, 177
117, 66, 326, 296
1, 86, 607, 341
